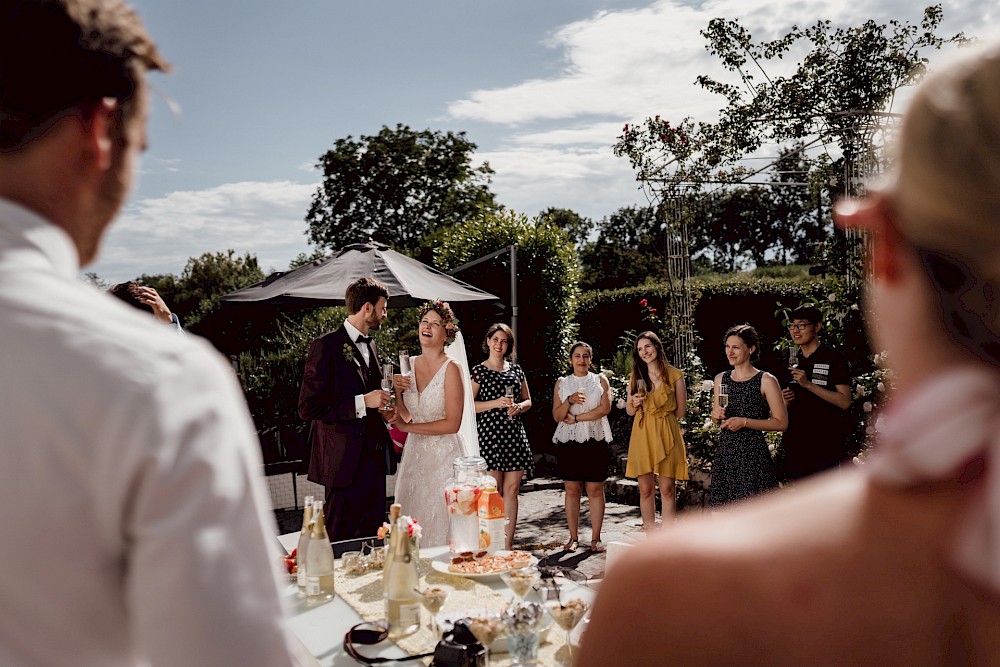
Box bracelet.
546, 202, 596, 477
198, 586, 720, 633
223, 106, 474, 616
743, 417, 749, 429
573, 414, 578, 423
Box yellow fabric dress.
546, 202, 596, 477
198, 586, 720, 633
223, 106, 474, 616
625, 365, 689, 480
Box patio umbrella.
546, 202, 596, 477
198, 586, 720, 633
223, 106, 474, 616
221, 241, 499, 308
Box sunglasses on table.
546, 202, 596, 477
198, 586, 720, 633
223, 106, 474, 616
343, 622, 434, 665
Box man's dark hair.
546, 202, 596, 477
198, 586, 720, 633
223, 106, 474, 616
789, 306, 822, 324
109, 281, 151, 313
344, 277, 389, 315
0, 0, 169, 152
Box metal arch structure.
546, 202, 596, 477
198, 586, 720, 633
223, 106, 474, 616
636, 109, 903, 367
838, 110, 904, 285
658, 184, 696, 368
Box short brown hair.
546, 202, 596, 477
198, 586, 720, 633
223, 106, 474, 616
0, 0, 169, 151
482, 322, 515, 359
344, 277, 388, 315
723, 323, 761, 360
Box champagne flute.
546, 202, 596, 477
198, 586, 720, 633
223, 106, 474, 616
381, 362, 395, 410
718, 383, 729, 410
505, 385, 516, 421
399, 349, 412, 378
635, 378, 647, 402
788, 346, 800, 384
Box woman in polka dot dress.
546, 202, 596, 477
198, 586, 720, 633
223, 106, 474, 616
471, 323, 533, 550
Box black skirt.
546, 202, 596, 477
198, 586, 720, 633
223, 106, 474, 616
557, 438, 611, 482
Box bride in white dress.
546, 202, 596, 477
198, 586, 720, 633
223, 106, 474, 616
390, 301, 478, 547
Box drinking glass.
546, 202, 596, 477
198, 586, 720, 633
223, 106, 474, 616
468, 613, 502, 667
544, 597, 590, 667
381, 362, 395, 409
501, 566, 540, 602
413, 584, 451, 638
505, 385, 516, 421
635, 378, 647, 401
718, 383, 729, 410
788, 346, 800, 384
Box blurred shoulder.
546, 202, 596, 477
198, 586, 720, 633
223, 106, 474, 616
588, 472, 869, 659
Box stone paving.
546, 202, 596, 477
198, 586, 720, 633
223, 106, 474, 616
275, 475, 648, 584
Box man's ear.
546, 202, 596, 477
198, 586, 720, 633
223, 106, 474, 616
86, 99, 118, 171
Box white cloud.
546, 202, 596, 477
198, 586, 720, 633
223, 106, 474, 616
87, 180, 318, 283
457, 0, 985, 219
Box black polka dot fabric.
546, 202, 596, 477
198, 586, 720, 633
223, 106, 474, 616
471, 363, 533, 472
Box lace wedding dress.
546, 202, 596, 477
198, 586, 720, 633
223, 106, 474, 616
393, 358, 465, 547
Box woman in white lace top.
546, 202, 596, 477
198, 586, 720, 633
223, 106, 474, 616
551, 341, 613, 552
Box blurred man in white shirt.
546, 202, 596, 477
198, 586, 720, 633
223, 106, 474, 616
0, 2, 296, 665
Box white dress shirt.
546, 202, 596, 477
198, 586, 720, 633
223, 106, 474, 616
343, 318, 373, 418
0, 199, 296, 666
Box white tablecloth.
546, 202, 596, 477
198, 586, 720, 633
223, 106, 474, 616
282, 545, 594, 666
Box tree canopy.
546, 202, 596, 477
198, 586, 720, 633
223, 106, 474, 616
305, 124, 497, 254
615, 5, 968, 191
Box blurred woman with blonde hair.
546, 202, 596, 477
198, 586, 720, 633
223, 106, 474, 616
582, 42, 1000, 665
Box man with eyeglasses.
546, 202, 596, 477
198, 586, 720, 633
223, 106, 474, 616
779, 306, 854, 480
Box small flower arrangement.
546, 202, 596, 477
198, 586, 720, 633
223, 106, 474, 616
419, 299, 460, 344
378, 515, 422, 544
342, 342, 357, 363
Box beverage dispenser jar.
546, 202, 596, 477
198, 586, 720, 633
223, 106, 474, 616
444, 456, 488, 553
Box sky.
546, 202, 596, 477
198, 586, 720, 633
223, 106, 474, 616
87, 0, 991, 284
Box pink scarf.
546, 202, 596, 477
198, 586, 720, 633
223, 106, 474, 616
868, 367, 1000, 596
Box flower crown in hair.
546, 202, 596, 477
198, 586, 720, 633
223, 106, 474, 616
418, 299, 459, 344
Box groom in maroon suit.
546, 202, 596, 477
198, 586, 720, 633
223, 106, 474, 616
299, 277, 396, 540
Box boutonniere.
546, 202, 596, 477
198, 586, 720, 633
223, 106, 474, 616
342, 342, 357, 364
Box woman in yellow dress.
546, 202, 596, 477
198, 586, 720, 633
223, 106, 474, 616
625, 331, 688, 530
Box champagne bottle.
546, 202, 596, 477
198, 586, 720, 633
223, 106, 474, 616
295, 495, 314, 593
382, 503, 401, 596
384, 516, 420, 636
305, 500, 335, 602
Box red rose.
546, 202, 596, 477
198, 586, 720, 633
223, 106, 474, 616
639, 299, 648, 307
650, 308, 657, 314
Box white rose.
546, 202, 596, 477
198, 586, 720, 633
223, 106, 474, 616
702, 418, 712, 429
616, 398, 626, 409
863, 401, 873, 413
700, 380, 714, 393
828, 293, 837, 302
856, 384, 866, 397
877, 382, 885, 392
850, 303, 860, 311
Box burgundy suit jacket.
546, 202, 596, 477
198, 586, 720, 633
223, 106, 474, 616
298, 326, 395, 490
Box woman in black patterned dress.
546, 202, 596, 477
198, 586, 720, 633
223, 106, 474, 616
471, 323, 533, 550
709, 324, 787, 506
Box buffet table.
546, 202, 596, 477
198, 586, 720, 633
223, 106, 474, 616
281, 544, 594, 666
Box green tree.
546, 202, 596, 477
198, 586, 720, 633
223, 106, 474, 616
435, 209, 580, 405
614, 6, 969, 211
138, 250, 265, 328
579, 205, 668, 289
537, 207, 594, 248
306, 124, 497, 254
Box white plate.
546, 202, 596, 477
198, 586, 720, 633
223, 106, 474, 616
429, 551, 538, 581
